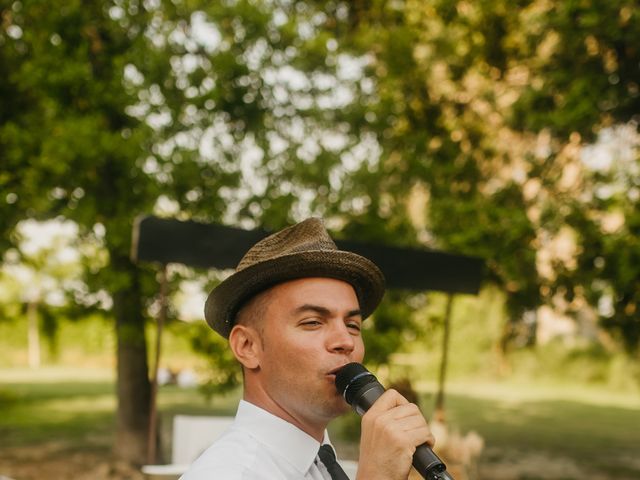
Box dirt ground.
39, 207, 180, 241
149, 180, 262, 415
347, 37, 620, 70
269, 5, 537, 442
0, 444, 144, 480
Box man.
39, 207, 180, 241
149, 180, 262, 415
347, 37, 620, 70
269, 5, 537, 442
181, 218, 434, 480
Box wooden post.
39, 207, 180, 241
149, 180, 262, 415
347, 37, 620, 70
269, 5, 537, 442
434, 293, 454, 422
147, 264, 168, 465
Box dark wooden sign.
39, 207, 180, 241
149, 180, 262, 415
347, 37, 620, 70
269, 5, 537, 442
132, 215, 484, 294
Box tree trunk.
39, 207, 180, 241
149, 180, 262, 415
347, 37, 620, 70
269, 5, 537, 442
27, 301, 40, 368
495, 319, 513, 376
112, 255, 151, 464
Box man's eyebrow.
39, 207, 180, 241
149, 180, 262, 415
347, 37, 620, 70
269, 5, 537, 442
293, 304, 332, 316
292, 304, 362, 318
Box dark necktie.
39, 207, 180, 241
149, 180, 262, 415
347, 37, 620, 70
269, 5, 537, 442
317, 444, 350, 480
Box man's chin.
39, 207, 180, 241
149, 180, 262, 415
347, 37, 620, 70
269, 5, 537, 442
331, 396, 351, 416
337, 402, 351, 415
317, 395, 351, 420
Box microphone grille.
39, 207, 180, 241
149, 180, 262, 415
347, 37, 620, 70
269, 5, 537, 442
335, 362, 379, 405
335, 363, 367, 395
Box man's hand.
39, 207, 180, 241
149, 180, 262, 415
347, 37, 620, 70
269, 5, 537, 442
355, 389, 434, 480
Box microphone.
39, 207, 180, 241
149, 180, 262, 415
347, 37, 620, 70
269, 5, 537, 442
335, 363, 454, 480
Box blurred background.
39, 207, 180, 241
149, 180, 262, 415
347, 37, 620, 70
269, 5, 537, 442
1, 1, 639, 479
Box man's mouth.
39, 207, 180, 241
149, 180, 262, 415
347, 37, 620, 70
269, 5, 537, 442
327, 364, 349, 378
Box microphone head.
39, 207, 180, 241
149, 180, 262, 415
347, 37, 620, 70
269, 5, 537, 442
335, 362, 378, 405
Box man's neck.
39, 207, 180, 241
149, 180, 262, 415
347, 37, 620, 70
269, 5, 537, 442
243, 390, 327, 442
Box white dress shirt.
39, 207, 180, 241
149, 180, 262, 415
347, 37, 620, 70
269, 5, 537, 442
180, 400, 340, 480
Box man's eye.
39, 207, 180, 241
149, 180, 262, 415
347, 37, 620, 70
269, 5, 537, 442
301, 320, 321, 327
347, 322, 361, 331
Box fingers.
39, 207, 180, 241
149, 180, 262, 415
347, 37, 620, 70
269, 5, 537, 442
364, 388, 409, 414
362, 389, 435, 447
357, 389, 435, 480
374, 403, 435, 448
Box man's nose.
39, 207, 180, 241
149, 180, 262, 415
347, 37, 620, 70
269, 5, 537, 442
327, 322, 355, 353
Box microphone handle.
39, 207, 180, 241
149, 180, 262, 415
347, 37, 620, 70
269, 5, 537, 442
412, 444, 447, 479
351, 382, 385, 415
352, 383, 451, 479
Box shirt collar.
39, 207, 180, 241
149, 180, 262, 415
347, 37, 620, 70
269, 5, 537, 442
234, 399, 333, 474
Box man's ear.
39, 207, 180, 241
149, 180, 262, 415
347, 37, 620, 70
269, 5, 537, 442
228, 324, 261, 369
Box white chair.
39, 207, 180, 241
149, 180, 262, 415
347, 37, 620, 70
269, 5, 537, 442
142, 415, 235, 477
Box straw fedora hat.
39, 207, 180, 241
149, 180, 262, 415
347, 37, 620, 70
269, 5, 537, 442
204, 217, 385, 338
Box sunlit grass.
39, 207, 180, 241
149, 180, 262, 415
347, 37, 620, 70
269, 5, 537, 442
337, 377, 640, 478
1, 367, 639, 478
0, 366, 239, 449
418, 378, 640, 409
0, 366, 115, 383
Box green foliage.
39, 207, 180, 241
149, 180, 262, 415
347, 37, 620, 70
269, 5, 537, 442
510, 1, 639, 138
361, 290, 419, 366
0, 313, 115, 367
508, 339, 640, 391
189, 323, 242, 398
328, 0, 640, 356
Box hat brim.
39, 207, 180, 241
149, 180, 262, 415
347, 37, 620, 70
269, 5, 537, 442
204, 250, 385, 338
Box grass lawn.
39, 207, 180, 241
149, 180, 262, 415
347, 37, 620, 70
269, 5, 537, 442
1, 367, 639, 480
441, 383, 640, 479
0, 367, 239, 450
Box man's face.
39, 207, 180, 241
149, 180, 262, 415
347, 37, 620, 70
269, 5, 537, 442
254, 277, 365, 425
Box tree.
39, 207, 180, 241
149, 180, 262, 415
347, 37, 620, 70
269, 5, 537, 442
4, 0, 637, 464
2, 0, 408, 462
0, 219, 84, 367
509, 1, 640, 355
321, 0, 640, 357
2, 0, 174, 461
